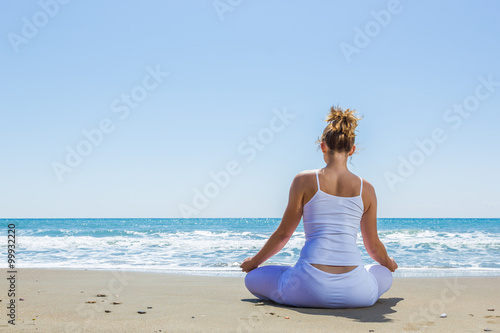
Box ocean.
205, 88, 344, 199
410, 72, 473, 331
3, 218, 500, 278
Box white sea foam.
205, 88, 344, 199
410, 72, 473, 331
11, 223, 500, 277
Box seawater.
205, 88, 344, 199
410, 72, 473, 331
3, 218, 499, 278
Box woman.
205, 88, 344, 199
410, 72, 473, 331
240, 106, 397, 308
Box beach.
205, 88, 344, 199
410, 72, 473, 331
4, 0, 500, 331
3, 268, 499, 332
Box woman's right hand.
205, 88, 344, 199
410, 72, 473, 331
388, 257, 398, 272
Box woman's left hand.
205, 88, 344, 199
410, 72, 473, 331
240, 257, 258, 273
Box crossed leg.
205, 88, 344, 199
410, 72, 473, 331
244, 265, 292, 304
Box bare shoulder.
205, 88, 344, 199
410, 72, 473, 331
360, 178, 377, 212
360, 178, 376, 195
291, 170, 317, 187
294, 169, 317, 180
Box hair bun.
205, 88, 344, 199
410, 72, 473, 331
325, 105, 361, 138
316, 105, 362, 153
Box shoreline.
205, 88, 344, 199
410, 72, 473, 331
15, 265, 500, 279
2, 268, 499, 332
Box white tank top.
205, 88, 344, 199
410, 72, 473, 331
299, 169, 364, 266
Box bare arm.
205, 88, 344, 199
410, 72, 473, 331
360, 181, 397, 272
240, 173, 304, 272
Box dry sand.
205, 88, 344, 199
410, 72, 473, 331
1, 268, 499, 332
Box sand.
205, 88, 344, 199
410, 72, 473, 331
1, 268, 499, 332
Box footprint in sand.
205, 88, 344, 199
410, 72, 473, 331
484, 315, 500, 324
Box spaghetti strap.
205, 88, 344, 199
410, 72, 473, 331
315, 170, 321, 191
359, 176, 363, 196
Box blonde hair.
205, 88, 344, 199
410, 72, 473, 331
317, 105, 362, 153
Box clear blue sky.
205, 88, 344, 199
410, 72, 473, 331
1, 0, 499, 218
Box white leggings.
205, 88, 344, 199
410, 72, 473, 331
245, 259, 392, 308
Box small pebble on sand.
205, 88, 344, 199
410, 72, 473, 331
138, 311, 146, 314
97, 294, 106, 297
439, 313, 447, 318
284, 316, 290, 319
19, 298, 24, 301
484, 329, 492, 332
105, 310, 111, 313
147, 306, 153, 309
86, 301, 96, 304
112, 302, 122, 305
487, 309, 494, 311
